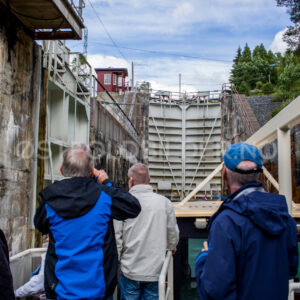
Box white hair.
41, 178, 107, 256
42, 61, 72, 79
62, 143, 93, 177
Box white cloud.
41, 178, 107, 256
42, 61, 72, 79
269, 28, 288, 54
84, 0, 290, 39
85, 52, 231, 92
172, 2, 194, 20
77, 1, 291, 94
87, 54, 131, 76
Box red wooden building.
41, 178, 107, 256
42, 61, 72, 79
95, 68, 129, 94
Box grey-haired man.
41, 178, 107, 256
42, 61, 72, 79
34, 143, 141, 300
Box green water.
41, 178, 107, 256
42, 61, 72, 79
181, 240, 300, 300
180, 238, 206, 300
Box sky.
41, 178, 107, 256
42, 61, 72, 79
67, 0, 291, 93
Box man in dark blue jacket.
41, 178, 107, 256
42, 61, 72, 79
196, 142, 298, 300
0, 229, 15, 300
34, 143, 141, 300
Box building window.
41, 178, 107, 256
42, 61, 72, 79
113, 74, 117, 85
104, 74, 111, 85
118, 76, 123, 87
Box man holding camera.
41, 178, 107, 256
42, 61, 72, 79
34, 143, 141, 300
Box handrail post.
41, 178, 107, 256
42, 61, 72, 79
277, 128, 292, 213
168, 254, 174, 300
159, 251, 172, 300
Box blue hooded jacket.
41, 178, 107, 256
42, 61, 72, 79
34, 177, 141, 300
195, 182, 298, 300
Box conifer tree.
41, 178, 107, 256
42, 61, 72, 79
240, 44, 252, 62
233, 46, 242, 64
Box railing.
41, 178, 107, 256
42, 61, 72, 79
159, 251, 174, 300
222, 83, 255, 135
10, 248, 47, 290
289, 282, 300, 300
68, 0, 85, 22
92, 75, 140, 143
176, 94, 300, 212
43, 41, 92, 104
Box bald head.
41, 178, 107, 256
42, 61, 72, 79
128, 163, 150, 186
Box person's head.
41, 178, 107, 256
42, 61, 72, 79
223, 142, 263, 194
60, 143, 93, 178
128, 163, 150, 188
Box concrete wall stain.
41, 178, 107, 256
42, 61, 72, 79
0, 7, 41, 254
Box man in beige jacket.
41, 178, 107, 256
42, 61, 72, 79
114, 163, 179, 300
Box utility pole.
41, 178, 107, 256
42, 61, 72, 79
78, 0, 84, 17
83, 28, 88, 57
131, 61, 134, 89
179, 73, 181, 99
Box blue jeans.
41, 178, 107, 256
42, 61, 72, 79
120, 274, 158, 300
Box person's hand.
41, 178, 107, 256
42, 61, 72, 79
202, 241, 208, 252
92, 168, 109, 184
172, 248, 177, 255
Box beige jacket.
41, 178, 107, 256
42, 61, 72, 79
114, 184, 179, 282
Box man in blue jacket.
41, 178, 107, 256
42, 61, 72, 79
195, 142, 298, 300
34, 143, 141, 300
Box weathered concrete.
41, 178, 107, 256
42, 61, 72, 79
221, 92, 300, 203
90, 92, 149, 189
221, 94, 260, 148
0, 7, 42, 254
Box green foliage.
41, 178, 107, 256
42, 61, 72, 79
261, 82, 274, 94
230, 43, 300, 109
276, 0, 300, 53
255, 81, 263, 89
278, 62, 300, 92
271, 98, 294, 118
233, 46, 242, 64
238, 81, 251, 95
240, 44, 252, 62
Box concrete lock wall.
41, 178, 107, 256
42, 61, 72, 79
90, 92, 149, 189
221, 93, 300, 202
0, 8, 42, 254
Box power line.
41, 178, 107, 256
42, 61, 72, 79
88, 41, 232, 63
87, 0, 128, 62
70, 40, 232, 63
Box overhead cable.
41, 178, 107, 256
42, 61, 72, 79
88, 41, 232, 63
87, 0, 128, 62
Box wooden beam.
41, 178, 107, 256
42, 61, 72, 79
174, 201, 222, 217
176, 163, 224, 206
35, 31, 80, 40
52, 0, 83, 39
262, 166, 279, 191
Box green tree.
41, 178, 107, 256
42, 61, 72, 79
253, 44, 268, 60
278, 62, 300, 94
233, 46, 242, 64
238, 81, 251, 95
276, 0, 300, 54
240, 44, 252, 62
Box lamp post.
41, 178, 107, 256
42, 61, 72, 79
268, 63, 276, 83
